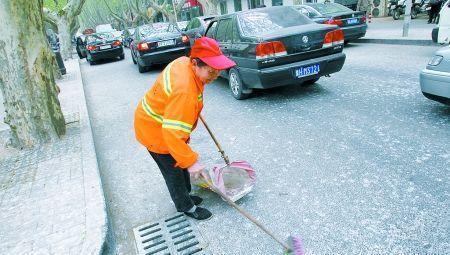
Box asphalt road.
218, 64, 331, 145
80, 43, 449, 255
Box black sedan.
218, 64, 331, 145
204, 6, 346, 99
183, 15, 216, 46
294, 3, 367, 43
84, 32, 124, 65
130, 22, 190, 73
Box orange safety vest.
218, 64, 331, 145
134, 57, 204, 168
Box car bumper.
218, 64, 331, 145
342, 24, 367, 41
420, 69, 450, 104
238, 52, 346, 89
138, 47, 188, 66
89, 47, 123, 61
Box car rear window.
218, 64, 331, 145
140, 23, 169, 37
294, 5, 322, 18
86, 33, 114, 43
308, 3, 352, 14
238, 7, 312, 37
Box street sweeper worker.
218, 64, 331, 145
134, 37, 236, 221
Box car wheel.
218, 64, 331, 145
138, 61, 148, 73
88, 59, 95, 65
132, 51, 137, 64
302, 78, 319, 86
120, 54, 125, 60
229, 68, 250, 100
393, 9, 400, 20
76, 48, 83, 59
411, 8, 418, 19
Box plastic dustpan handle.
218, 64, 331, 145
199, 114, 230, 165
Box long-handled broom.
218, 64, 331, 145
199, 115, 303, 255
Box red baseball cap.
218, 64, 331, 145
190, 37, 236, 70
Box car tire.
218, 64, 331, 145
138, 61, 148, 73
393, 9, 400, 20
120, 54, 125, 60
76, 48, 83, 59
132, 51, 137, 64
302, 78, 319, 86
229, 68, 250, 100
411, 8, 418, 19
88, 59, 95, 65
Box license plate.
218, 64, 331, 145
347, 18, 358, 25
99, 45, 111, 50
157, 40, 175, 47
295, 64, 320, 78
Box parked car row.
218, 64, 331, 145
78, 4, 370, 100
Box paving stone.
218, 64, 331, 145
0, 59, 106, 254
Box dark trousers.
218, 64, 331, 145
148, 151, 194, 212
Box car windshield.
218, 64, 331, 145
294, 5, 323, 18
140, 23, 169, 37
177, 21, 189, 30
86, 33, 114, 43
238, 7, 312, 37
308, 3, 352, 14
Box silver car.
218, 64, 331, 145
420, 47, 450, 105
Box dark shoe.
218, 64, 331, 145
184, 207, 212, 221
190, 195, 203, 206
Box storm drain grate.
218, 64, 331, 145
133, 213, 211, 255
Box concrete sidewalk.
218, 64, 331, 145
0, 60, 107, 254
356, 16, 439, 46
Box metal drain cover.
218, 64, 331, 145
133, 213, 210, 255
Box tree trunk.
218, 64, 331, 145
57, 15, 72, 60
0, 0, 66, 149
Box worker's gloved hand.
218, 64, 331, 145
188, 161, 206, 179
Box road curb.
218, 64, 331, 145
73, 59, 109, 254
355, 38, 438, 46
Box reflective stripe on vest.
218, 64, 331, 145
141, 97, 163, 123
162, 119, 192, 134
163, 63, 173, 96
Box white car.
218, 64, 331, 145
420, 46, 450, 105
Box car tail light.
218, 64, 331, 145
255, 41, 287, 59
324, 19, 343, 26
112, 40, 121, 47
86, 45, 96, 51
137, 42, 149, 51
181, 35, 189, 43
272, 41, 287, 56
361, 16, 367, 23
322, 29, 344, 48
